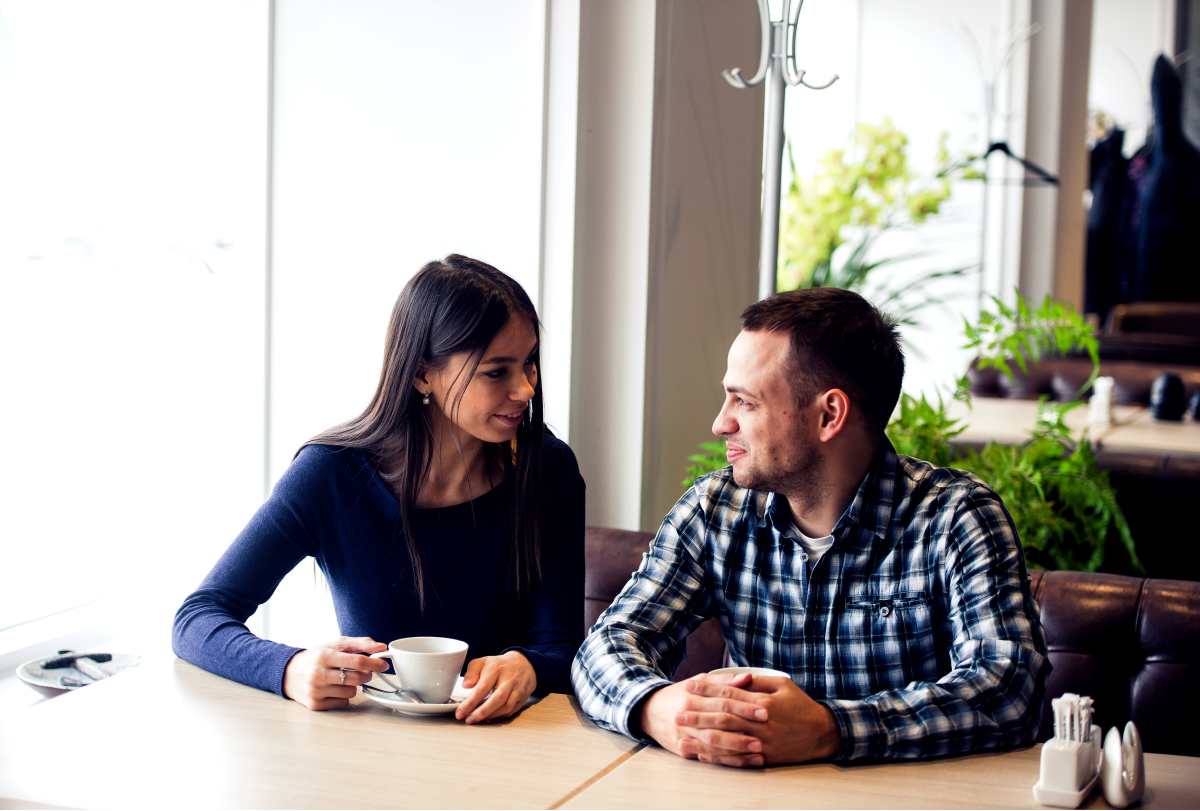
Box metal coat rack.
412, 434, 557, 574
723, 0, 838, 301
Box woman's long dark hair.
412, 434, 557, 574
301, 254, 544, 607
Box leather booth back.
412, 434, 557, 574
584, 527, 1200, 755
1030, 570, 1200, 756
583, 526, 725, 681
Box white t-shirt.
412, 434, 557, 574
786, 519, 835, 576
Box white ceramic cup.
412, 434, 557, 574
709, 666, 790, 679
370, 637, 468, 704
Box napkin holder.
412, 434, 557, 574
1033, 693, 1101, 808
1033, 724, 1102, 807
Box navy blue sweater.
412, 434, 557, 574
172, 433, 585, 697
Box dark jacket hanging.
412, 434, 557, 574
1135, 55, 1200, 302
1085, 128, 1130, 318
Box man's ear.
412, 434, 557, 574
815, 388, 851, 443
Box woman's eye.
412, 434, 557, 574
484, 368, 505, 379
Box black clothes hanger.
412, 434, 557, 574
984, 141, 1060, 185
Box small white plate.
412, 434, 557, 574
17, 651, 142, 696
360, 675, 472, 716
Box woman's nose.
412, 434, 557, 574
513, 370, 536, 401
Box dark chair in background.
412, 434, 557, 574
583, 526, 1200, 756
1106, 301, 1200, 341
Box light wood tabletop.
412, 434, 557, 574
1095, 407, 1200, 453
2, 657, 1198, 810
561, 736, 1200, 810
0, 658, 639, 810
945, 398, 1141, 447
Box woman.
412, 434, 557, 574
173, 255, 584, 724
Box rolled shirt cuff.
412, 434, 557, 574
819, 698, 888, 761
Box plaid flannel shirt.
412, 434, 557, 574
571, 439, 1050, 760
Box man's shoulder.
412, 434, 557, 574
892, 452, 999, 509
689, 467, 771, 522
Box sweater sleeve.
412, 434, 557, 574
503, 433, 586, 694
171, 446, 341, 696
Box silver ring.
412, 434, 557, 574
340, 669, 346, 685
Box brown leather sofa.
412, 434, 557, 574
584, 526, 1200, 756
967, 355, 1200, 405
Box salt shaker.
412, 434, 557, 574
1088, 376, 1115, 426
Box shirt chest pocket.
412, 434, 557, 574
843, 591, 929, 617
840, 591, 938, 688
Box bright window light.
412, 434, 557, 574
0, 1, 269, 634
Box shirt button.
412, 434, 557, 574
879, 605, 891, 617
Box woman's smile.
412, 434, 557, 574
493, 406, 527, 428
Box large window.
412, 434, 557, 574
0, 2, 269, 637
0, 0, 549, 653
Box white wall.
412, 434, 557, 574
569, 0, 658, 532
1089, 0, 1174, 155
539, 0, 582, 440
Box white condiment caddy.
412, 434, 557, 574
1032, 693, 1144, 809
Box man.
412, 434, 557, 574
571, 288, 1049, 767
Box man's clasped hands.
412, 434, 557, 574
639, 671, 842, 767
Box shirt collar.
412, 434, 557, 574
764, 437, 899, 542
838, 437, 898, 540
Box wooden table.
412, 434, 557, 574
0, 658, 638, 810
948, 396, 1200, 455
1096, 407, 1200, 454
560, 738, 1200, 810
1, 660, 1197, 810
946, 398, 1143, 447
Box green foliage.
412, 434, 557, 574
887, 389, 1141, 573
964, 293, 1101, 395
681, 440, 728, 489
886, 382, 968, 468
776, 118, 978, 329
885, 294, 1141, 574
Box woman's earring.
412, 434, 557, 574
422, 393, 430, 405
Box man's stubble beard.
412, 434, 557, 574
732, 423, 826, 501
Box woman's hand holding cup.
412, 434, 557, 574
455, 650, 537, 724
283, 636, 389, 711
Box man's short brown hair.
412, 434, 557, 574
740, 288, 904, 439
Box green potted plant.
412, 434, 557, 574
776, 117, 980, 328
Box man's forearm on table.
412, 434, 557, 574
571, 644, 672, 739
820, 662, 1045, 760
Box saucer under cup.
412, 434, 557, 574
371, 637, 467, 704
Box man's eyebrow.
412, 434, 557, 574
724, 384, 760, 399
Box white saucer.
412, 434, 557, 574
17, 651, 142, 696
360, 675, 471, 716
